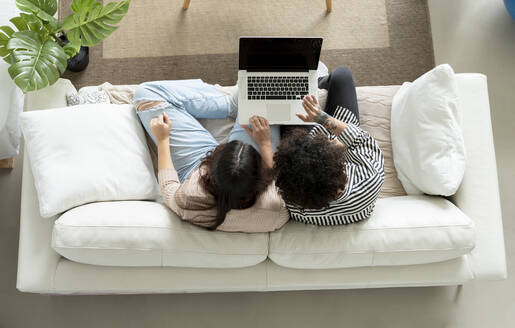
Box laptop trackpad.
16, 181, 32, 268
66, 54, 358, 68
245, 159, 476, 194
266, 104, 291, 122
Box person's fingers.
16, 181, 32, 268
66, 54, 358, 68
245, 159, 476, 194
252, 116, 263, 130
296, 113, 308, 122
302, 96, 315, 110
302, 102, 312, 115
308, 98, 319, 111
302, 98, 312, 111
304, 101, 317, 115
249, 117, 259, 132
249, 116, 257, 130
258, 116, 268, 128
162, 112, 169, 124
311, 94, 318, 104
243, 125, 252, 136
242, 125, 252, 135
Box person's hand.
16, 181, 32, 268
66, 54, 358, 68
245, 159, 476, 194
243, 116, 272, 148
150, 112, 171, 142
297, 94, 327, 123
299, 94, 347, 134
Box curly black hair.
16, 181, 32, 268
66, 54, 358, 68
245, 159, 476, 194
273, 129, 347, 209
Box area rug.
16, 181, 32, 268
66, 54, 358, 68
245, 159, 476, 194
59, 0, 434, 89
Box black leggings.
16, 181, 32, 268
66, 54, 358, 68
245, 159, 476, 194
318, 66, 359, 123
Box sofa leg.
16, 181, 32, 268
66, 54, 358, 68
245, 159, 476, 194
183, 0, 191, 10
326, 0, 332, 12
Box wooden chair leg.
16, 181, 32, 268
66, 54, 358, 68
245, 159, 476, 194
0, 157, 14, 169
326, 0, 332, 12
183, 0, 191, 10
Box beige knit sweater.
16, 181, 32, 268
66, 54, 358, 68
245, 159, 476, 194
157, 167, 290, 233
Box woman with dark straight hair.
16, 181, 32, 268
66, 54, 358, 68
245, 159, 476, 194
199, 140, 273, 229
134, 80, 288, 232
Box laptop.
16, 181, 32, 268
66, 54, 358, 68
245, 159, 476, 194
237, 37, 323, 125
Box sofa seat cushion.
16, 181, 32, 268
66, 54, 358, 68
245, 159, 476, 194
269, 196, 475, 269
52, 201, 269, 268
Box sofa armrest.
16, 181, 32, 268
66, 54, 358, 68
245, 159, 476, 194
450, 73, 507, 280
17, 150, 61, 292
17, 78, 76, 293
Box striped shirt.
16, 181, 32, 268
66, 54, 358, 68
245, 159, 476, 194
286, 106, 385, 225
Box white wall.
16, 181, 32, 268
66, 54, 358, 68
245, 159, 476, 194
0, 0, 22, 158
0, 0, 19, 24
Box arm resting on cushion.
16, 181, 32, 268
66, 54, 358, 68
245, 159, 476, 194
146, 109, 184, 217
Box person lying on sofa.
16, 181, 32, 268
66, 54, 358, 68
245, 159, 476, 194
273, 67, 385, 225
133, 80, 288, 232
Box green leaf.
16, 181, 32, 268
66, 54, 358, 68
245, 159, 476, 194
61, 0, 130, 47
63, 40, 81, 58
16, 0, 59, 31
0, 26, 16, 37
20, 13, 47, 38
0, 16, 33, 63
10, 17, 29, 31
0, 26, 16, 63
7, 30, 67, 93
18, 13, 59, 37
16, 0, 57, 17
71, 0, 96, 13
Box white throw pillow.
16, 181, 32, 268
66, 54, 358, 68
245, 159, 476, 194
391, 64, 465, 196
20, 104, 159, 218
66, 90, 110, 106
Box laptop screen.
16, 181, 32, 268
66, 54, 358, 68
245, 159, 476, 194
239, 37, 323, 72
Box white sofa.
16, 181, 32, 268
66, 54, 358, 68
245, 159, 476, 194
17, 74, 507, 295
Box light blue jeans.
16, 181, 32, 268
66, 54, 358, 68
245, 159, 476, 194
134, 79, 281, 182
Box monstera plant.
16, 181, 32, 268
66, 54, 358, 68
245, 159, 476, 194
0, 0, 130, 93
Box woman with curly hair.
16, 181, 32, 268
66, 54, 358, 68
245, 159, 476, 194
273, 67, 385, 225
134, 80, 288, 232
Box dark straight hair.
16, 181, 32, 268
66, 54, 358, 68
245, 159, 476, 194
199, 140, 272, 229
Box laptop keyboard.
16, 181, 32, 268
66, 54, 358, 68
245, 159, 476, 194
247, 76, 309, 100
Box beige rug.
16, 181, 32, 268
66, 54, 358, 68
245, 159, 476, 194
60, 0, 434, 89
103, 0, 389, 58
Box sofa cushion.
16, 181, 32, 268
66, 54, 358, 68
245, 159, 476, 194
391, 64, 466, 196
52, 200, 269, 268
20, 104, 159, 218
269, 195, 475, 269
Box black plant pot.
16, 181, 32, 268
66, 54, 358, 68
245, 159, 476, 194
58, 34, 90, 72
67, 46, 89, 72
